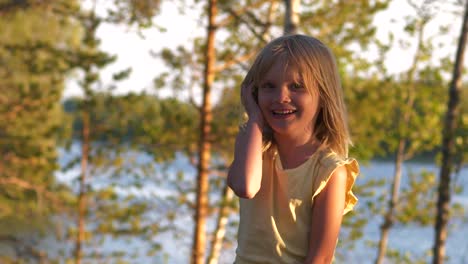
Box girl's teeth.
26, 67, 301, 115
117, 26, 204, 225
273, 110, 295, 115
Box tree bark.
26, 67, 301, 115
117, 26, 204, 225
284, 0, 300, 35
375, 139, 405, 264
207, 183, 234, 264
192, 0, 217, 263
433, 1, 468, 263
75, 109, 89, 264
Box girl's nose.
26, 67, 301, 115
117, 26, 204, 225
275, 86, 291, 103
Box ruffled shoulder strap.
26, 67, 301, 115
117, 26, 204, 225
311, 151, 359, 215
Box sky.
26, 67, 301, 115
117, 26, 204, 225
63, 0, 467, 99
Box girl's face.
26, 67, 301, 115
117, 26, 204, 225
257, 56, 320, 142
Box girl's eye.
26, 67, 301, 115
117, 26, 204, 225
292, 83, 304, 90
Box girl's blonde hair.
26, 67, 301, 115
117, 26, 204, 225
242, 34, 351, 157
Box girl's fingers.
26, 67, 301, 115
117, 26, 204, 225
240, 82, 264, 127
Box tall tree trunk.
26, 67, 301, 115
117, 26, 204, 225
284, 0, 300, 35
75, 110, 90, 264
207, 183, 234, 264
375, 140, 405, 264
433, 1, 468, 263
375, 15, 426, 264
192, 1, 217, 263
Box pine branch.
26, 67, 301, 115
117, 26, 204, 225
213, 51, 257, 73
0, 177, 67, 210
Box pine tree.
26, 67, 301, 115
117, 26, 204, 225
0, 0, 81, 262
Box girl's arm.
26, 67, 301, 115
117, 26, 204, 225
227, 120, 263, 198
304, 165, 348, 264
227, 83, 264, 199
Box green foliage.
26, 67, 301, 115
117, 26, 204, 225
386, 247, 431, 264
398, 170, 437, 225
0, 1, 81, 262
345, 64, 447, 162
106, 0, 162, 28
63, 93, 199, 161
345, 76, 396, 160
212, 85, 244, 161
301, 0, 390, 63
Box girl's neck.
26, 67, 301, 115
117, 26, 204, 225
275, 134, 321, 170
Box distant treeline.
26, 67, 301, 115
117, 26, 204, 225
61, 93, 199, 160
60, 90, 465, 163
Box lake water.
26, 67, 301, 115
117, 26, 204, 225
55, 146, 468, 263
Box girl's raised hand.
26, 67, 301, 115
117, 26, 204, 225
241, 82, 264, 126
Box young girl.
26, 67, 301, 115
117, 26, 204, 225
227, 34, 359, 264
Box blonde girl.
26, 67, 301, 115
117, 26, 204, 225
228, 34, 359, 264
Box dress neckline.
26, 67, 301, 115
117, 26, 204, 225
274, 147, 322, 173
